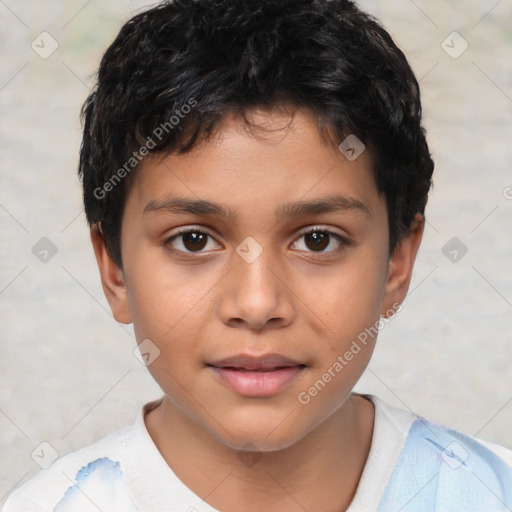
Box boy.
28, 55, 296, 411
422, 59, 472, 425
4, 0, 512, 510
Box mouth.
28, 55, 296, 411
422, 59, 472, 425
206, 353, 307, 397
208, 352, 306, 371
212, 365, 306, 372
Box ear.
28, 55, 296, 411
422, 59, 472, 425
381, 213, 425, 317
90, 225, 132, 324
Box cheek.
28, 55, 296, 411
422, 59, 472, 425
125, 258, 218, 394
295, 258, 387, 413
124, 248, 208, 338
317, 251, 388, 342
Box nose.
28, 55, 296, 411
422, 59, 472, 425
217, 244, 295, 331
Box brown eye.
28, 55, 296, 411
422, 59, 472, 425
292, 227, 348, 254
165, 229, 220, 253
181, 231, 208, 251
304, 231, 330, 251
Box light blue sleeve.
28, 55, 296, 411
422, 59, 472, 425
378, 418, 512, 512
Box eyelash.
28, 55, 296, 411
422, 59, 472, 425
164, 226, 351, 256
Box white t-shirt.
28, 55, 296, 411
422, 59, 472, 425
3, 394, 512, 512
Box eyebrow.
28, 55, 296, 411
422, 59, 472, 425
143, 194, 371, 222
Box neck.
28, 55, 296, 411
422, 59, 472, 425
145, 393, 374, 512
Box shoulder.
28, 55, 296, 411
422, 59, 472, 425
3, 425, 138, 512
379, 413, 512, 511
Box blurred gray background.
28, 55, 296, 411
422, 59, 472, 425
1, 0, 511, 505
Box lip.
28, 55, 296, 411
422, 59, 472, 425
207, 353, 306, 397
208, 353, 304, 371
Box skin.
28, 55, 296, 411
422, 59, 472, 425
91, 108, 424, 512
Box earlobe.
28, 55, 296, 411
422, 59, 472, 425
381, 213, 425, 317
90, 225, 132, 324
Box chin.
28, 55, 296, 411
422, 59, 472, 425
210, 416, 307, 454
222, 434, 301, 454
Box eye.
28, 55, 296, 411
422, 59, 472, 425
165, 225, 350, 255
165, 228, 221, 253
291, 226, 349, 254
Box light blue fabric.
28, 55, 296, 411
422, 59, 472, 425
378, 418, 512, 511
54, 457, 137, 511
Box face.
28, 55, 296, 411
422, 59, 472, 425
92, 109, 422, 452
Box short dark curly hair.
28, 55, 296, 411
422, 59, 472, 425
79, 0, 434, 269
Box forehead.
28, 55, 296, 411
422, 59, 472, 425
124, 109, 383, 224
